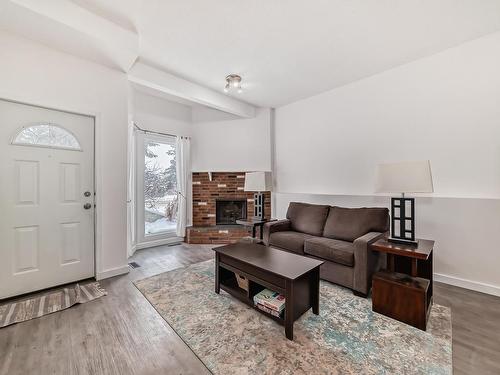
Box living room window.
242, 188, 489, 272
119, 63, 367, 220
136, 132, 178, 244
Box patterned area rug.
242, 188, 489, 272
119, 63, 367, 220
134, 260, 452, 375
0, 282, 106, 328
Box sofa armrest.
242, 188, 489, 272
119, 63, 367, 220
263, 219, 291, 245
352, 232, 385, 295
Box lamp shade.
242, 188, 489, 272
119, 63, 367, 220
375, 160, 433, 193
244, 171, 272, 192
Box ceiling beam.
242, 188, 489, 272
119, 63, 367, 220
0, 0, 139, 72
128, 62, 256, 119
0, 0, 256, 117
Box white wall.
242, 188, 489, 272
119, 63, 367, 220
274, 32, 500, 295
0, 30, 129, 279
191, 106, 272, 172
133, 90, 193, 136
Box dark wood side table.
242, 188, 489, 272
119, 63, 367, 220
370, 238, 434, 330
236, 218, 276, 240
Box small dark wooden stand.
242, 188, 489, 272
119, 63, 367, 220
370, 238, 434, 331
236, 218, 275, 240
213, 242, 323, 340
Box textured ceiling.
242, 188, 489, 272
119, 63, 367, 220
76, 0, 500, 107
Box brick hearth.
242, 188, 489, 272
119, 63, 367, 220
187, 172, 271, 244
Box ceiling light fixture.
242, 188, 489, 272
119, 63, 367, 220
224, 74, 243, 93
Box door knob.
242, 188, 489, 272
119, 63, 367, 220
83, 203, 92, 210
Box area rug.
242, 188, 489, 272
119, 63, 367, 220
0, 282, 106, 328
134, 260, 452, 375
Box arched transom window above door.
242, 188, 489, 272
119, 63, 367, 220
11, 123, 82, 151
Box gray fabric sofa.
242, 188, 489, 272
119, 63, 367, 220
263, 202, 389, 296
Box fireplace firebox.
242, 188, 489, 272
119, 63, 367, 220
216, 199, 247, 225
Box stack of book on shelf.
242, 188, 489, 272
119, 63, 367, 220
253, 289, 285, 318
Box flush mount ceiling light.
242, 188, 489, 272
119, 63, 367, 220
224, 74, 243, 93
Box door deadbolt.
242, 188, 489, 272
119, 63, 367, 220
84, 191, 91, 197
83, 203, 92, 210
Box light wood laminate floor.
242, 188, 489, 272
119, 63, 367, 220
1, 243, 499, 374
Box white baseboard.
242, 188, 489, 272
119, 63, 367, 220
96, 265, 130, 280
434, 273, 500, 297
135, 236, 184, 251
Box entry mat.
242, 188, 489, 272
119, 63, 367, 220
0, 282, 106, 328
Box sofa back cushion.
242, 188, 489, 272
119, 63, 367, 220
323, 206, 389, 242
286, 202, 330, 236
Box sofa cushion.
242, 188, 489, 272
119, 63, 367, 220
269, 231, 315, 254
323, 206, 389, 242
304, 237, 355, 267
286, 202, 330, 236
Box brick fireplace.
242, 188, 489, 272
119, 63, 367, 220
215, 199, 247, 224
187, 172, 271, 244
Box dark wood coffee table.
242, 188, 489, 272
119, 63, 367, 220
213, 242, 323, 340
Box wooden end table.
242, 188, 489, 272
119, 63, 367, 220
370, 238, 434, 330
236, 218, 275, 240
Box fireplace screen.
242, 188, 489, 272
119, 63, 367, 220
216, 199, 247, 225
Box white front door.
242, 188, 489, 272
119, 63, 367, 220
0, 99, 95, 299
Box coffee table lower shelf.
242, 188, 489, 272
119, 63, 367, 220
215, 256, 320, 340
219, 282, 285, 325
